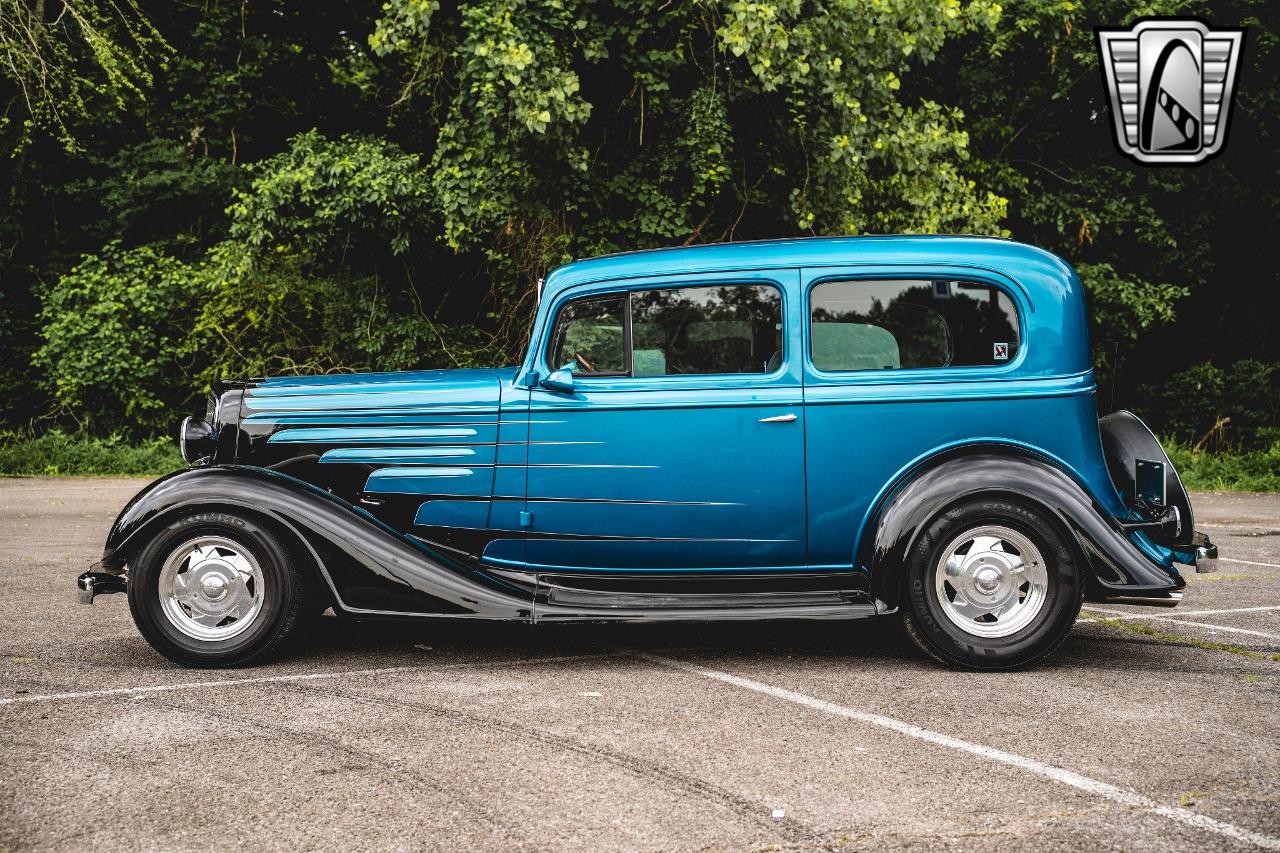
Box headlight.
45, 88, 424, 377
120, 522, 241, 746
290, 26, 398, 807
179, 416, 218, 465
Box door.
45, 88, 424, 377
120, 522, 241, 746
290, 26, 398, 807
800, 268, 1030, 569
518, 270, 806, 573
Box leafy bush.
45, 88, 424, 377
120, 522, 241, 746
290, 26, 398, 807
1139, 360, 1280, 450
1076, 262, 1187, 383
227, 131, 433, 261
0, 430, 182, 477
33, 243, 207, 437
1164, 436, 1280, 493
188, 252, 501, 382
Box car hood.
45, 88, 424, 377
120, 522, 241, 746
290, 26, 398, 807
241, 367, 515, 417
229, 367, 518, 465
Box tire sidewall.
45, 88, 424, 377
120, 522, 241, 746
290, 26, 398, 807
127, 511, 301, 667
903, 497, 1082, 669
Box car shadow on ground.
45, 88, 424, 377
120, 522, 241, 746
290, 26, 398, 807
81, 610, 1266, 678
192, 612, 1264, 677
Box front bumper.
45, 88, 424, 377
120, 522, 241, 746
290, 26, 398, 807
77, 563, 126, 604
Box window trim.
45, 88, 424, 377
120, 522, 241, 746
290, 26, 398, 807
544, 293, 632, 378
804, 274, 1024, 378
543, 280, 787, 381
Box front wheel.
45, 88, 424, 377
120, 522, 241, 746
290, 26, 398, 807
127, 511, 305, 667
901, 497, 1083, 670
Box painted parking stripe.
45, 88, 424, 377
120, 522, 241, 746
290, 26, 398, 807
0, 652, 619, 708
1150, 605, 1280, 618
639, 653, 1280, 850
1218, 556, 1280, 570
1083, 606, 1280, 640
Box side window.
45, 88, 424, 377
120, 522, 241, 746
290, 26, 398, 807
809, 279, 1019, 372
631, 284, 782, 376
546, 295, 627, 375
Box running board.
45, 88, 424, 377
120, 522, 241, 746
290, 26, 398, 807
530, 574, 888, 622
543, 586, 863, 610
533, 600, 883, 623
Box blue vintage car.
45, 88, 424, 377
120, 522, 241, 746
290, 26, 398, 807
78, 236, 1216, 669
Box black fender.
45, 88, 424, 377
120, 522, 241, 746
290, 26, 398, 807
102, 465, 534, 619
1099, 410, 1194, 547
863, 450, 1185, 608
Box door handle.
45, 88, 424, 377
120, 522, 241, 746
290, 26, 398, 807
759, 413, 797, 423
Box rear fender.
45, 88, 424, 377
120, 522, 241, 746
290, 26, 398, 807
103, 465, 534, 619
862, 449, 1185, 607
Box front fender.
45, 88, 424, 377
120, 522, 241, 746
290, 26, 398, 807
864, 451, 1185, 608
103, 465, 534, 619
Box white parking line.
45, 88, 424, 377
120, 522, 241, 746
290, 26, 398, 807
639, 653, 1280, 850
1154, 606, 1280, 618
1218, 556, 1280, 570
1083, 606, 1280, 640
0, 652, 619, 707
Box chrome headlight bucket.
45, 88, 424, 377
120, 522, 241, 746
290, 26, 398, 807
179, 416, 218, 465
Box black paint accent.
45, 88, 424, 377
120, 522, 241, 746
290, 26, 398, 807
100, 465, 883, 623
862, 448, 1186, 607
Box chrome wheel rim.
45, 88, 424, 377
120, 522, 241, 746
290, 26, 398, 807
934, 525, 1049, 638
158, 536, 264, 641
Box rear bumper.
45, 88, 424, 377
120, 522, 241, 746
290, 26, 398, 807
1169, 530, 1218, 573
1194, 531, 1219, 563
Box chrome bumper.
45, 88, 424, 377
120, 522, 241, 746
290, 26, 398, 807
77, 565, 126, 604
1193, 531, 1218, 573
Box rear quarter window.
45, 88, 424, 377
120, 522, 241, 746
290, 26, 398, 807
809, 279, 1020, 372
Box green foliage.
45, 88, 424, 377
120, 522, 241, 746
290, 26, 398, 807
0, 0, 1275, 471
84, 139, 241, 249
1076, 262, 1188, 381
369, 0, 439, 57
227, 130, 433, 260
0, 429, 182, 476
372, 0, 1007, 255
33, 243, 205, 435
717, 0, 1008, 234
0, 0, 169, 152
1140, 360, 1280, 449
1077, 263, 1186, 336
188, 251, 498, 382
1164, 437, 1280, 493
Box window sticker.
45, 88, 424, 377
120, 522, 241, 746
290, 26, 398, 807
993, 342, 1009, 361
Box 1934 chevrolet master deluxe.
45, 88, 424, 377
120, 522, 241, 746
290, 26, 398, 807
77, 236, 1216, 669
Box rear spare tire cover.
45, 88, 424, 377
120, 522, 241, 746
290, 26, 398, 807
1098, 410, 1193, 547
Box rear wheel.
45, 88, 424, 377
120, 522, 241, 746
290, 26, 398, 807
901, 497, 1083, 670
127, 511, 304, 667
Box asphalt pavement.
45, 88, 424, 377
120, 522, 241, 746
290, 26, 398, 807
1, 477, 1278, 851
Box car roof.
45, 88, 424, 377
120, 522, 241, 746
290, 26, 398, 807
541, 235, 1073, 301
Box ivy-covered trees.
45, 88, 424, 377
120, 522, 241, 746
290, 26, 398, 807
369, 0, 1006, 254
0, 0, 168, 152
2, 0, 1277, 451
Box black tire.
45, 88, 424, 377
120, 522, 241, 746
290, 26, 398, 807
127, 510, 305, 667
900, 497, 1083, 670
